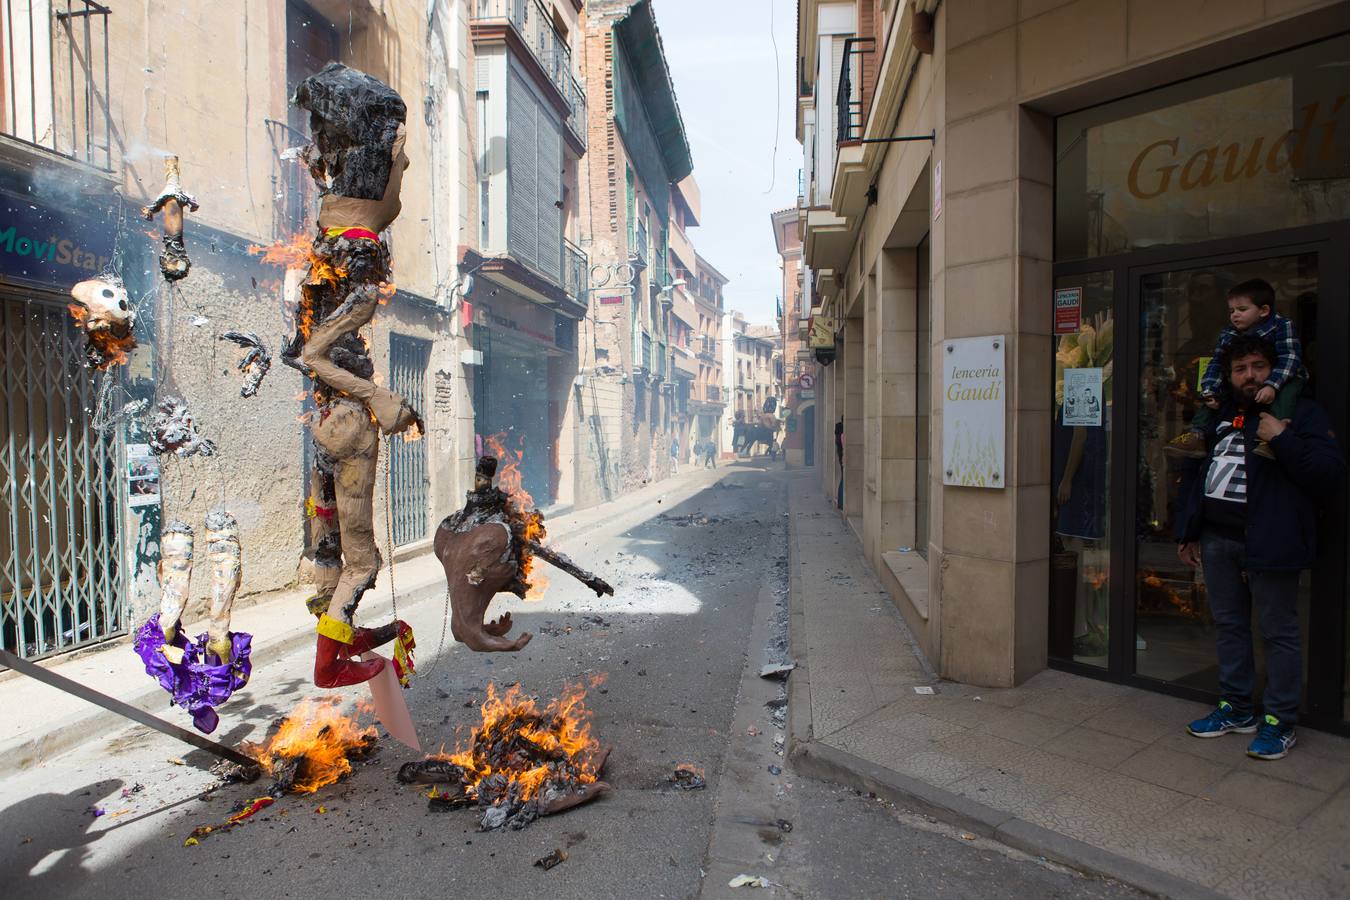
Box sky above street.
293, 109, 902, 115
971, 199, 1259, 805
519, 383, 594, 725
656, 0, 798, 328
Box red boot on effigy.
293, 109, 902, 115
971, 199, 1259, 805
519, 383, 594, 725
313, 616, 386, 688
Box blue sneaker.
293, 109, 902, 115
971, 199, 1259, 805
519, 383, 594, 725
1187, 701, 1257, 738
1247, 715, 1297, 760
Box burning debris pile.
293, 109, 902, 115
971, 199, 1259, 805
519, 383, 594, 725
242, 698, 379, 794
398, 682, 610, 831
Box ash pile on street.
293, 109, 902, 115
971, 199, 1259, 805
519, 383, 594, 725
398, 681, 610, 831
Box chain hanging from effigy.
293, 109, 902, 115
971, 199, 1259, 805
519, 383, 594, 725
382, 433, 452, 680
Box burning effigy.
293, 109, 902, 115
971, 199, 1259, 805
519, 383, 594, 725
141, 154, 199, 282
278, 62, 420, 689
133, 512, 252, 733
434, 452, 614, 652
398, 682, 610, 831
241, 697, 379, 794
68, 274, 136, 369
218, 330, 272, 398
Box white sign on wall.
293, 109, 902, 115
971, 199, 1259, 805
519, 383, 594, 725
942, 335, 1006, 488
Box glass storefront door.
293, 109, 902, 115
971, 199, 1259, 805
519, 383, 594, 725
1048, 227, 1350, 731
1132, 252, 1319, 695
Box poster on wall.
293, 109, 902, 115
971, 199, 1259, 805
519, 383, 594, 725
1061, 368, 1103, 426
1054, 288, 1082, 335
126, 443, 161, 508
942, 335, 1005, 488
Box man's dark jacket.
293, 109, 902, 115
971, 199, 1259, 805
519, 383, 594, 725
1175, 396, 1345, 572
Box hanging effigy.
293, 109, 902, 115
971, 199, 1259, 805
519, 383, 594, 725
284, 63, 420, 688
133, 512, 252, 733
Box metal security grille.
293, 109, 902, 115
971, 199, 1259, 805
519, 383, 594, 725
1, 293, 124, 659
388, 333, 430, 547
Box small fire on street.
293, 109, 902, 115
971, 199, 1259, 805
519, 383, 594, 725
398, 680, 611, 831
241, 697, 378, 794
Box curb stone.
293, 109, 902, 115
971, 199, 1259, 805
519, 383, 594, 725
782, 477, 1224, 900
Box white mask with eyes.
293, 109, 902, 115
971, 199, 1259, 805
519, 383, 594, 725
70, 276, 133, 332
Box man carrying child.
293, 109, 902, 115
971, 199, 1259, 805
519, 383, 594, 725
1167, 278, 1306, 460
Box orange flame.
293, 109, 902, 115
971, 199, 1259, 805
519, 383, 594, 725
242, 698, 377, 794
250, 233, 347, 340
439, 682, 600, 802
484, 432, 549, 598
67, 303, 135, 369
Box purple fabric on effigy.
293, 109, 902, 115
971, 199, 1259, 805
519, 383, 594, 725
133, 614, 252, 734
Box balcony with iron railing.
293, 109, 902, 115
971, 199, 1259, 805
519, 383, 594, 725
564, 72, 586, 151
1, 1, 112, 170
835, 37, 874, 145
472, 0, 584, 148
563, 236, 587, 302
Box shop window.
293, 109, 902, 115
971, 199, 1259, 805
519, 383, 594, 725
1049, 270, 1114, 667
1056, 33, 1350, 261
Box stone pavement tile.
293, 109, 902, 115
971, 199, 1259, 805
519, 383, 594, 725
1043, 725, 1147, 769
810, 674, 880, 739
933, 729, 1039, 773
919, 695, 1003, 729
1294, 728, 1350, 765
1225, 737, 1350, 794
1303, 782, 1350, 831
947, 767, 1068, 819
1114, 744, 1232, 797
1139, 797, 1292, 888
1206, 769, 1331, 826
829, 709, 970, 758
1018, 790, 1164, 862
964, 684, 1036, 709
980, 706, 1076, 748
1016, 687, 1125, 725
1082, 691, 1208, 743
1151, 727, 1253, 765
995, 744, 1110, 796
1216, 823, 1350, 900
866, 667, 927, 697
1065, 768, 1194, 821
888, 749, 990, 788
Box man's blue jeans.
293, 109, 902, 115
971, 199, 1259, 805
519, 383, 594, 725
1199, 530, 1303, 724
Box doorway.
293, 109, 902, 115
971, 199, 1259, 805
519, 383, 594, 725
1050, 224, 1349, 731
803, 403, 815, 467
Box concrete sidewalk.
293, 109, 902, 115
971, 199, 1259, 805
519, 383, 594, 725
0, 462, 729, 777
785, 473, 1350, 900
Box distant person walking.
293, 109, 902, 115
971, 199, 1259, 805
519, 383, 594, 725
703, 439, 717, 468
671, 436, 680, 473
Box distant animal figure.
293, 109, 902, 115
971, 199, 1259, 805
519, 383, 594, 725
733, 418, 780, 456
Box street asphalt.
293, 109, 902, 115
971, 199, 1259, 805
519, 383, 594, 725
0, 462, 1143, 899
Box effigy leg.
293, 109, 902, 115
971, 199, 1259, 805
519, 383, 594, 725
158, 523, 194, 644
204, 512, 241, 664
310, 400, 386, 687
305, 451, 343, 617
